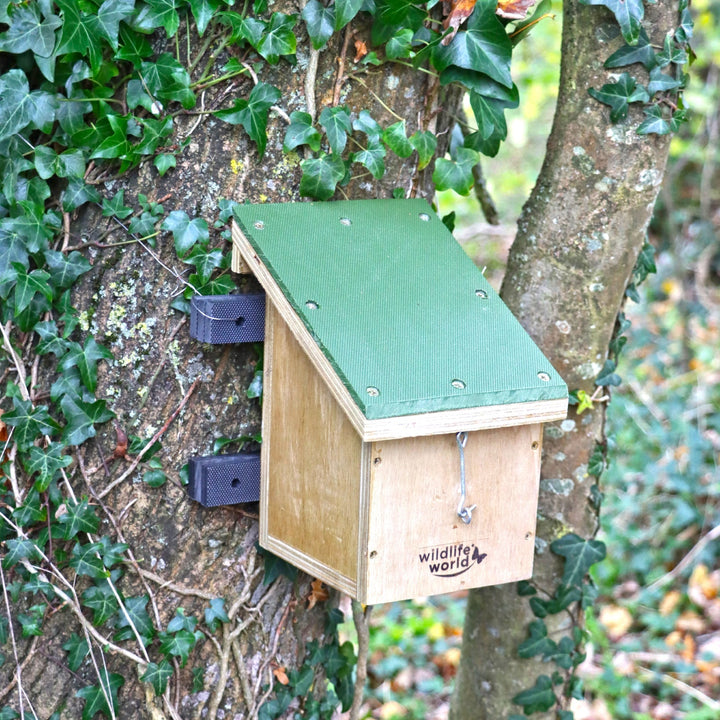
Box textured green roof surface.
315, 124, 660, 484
233, 199, 567, 421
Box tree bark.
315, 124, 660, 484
450, 1, 679, 717
1, 17, 460, 720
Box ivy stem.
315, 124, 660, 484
392, 60, 439, 77
350, 76, 404, 121
191, 66, 249, 90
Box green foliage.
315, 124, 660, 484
583, 0, 693, 134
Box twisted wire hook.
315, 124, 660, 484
456, 431, 477, 524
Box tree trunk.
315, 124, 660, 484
1, 16, 459, 720
450, 1, 679, 717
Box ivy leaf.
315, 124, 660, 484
91, 115, 133, 161
24, 443, 72, 492
189, 0, 220, 36
62, 178, 101, 212
468, 82, 519, 149
373, 0, 425, 41
656, 33, 687, 68
386, 28, 414, 59
382, 120, 413, 158
44, 249, 91, 289
17, 605, 45, 636
116, 24, 152, 65
353, 110, 382, 142
76, 671, 124, 720
55, 0, 102, 71
605, 27, 656, 70
433, 2, 513, 89
257, 12, 296, 64
517, 619, 557, 659
319, 105, 352, 154
204, 598, 229, 631
137, 116, 174, 155
140, 53, 195, 109
637, 105, 671, 135
0, 4, 61, 57
302, 0, 335, 50
647, 65, 681, 95
143, 469, 167, 487
299, 154, 346, 200
351, 142, 386, 179
63, 633, 91, 672
3, 538, 42, 569
95, 0, 135, 49
432, 147, 479, 195
550, 533, 607, 588
167, 608, 197, 633
159, 629, 197, 666
154, 154, 176, 176
214, 82, 281, 158
115, 595, 155, 643
60, 394, 114, 446
70, 542, 107, 579
102, 190, 133, 219
675, 6, 693, 44
142, 660, 174, 696
60, 338, 113, 393
3, 398, 60, 449
184, 246, 224, 285
13, 266, 53, 312
82, 583, 119, 625
0, 69, 32, 141
587, 72, 649, 123
595, 358, 622, 386
58, 499, 101, 539
409, 130, 437, 169
283, 111, 322, 153
162, 210, 210, 256
137, 0, 180, 36
511, 675, 556, 714
97, 537, 129, 568
334, 0, 363, 30
579, 0, 644, 45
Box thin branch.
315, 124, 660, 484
0, 561, 26, 715
645, 523, 720, 593
348, 601, 372, 720
333, 27, 354, 106
98, 378, 199, 499
0, 322, 30, 401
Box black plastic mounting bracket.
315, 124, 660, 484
187, 452, 261, 507
190, 293, 266, 344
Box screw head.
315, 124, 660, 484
366, 386, 380, 397
339, 217, 352, 226
475, 289, 488, 299
253, 221, 265, 230
538, 372, 550, 382
451, 379, 466, 389
418, 213, 430, 222
305, 300, 319, 310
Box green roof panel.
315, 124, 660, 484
233, 199, 567, 421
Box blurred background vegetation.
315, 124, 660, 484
349, 2, 720, 718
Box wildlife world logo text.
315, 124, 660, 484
418, 542, 487, 578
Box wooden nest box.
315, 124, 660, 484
232, 199, 567, 604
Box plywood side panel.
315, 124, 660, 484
362, 425, 542, 604
261, 303, 362, 582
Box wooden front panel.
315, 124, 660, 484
261, 303, 363, 593
361, 425, 542, 604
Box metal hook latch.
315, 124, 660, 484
456, 431, 477, 524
